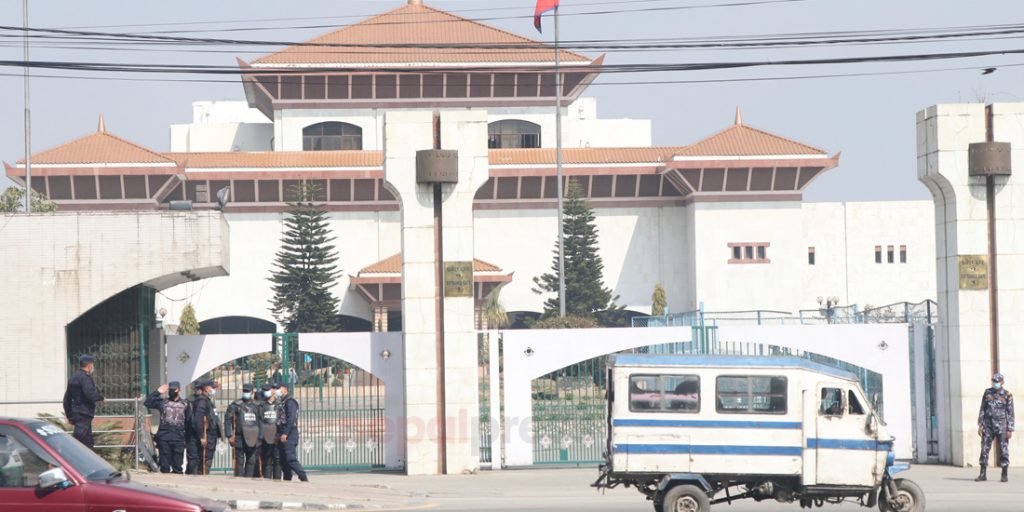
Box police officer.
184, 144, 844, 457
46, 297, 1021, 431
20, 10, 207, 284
62, 354, 105, 449
259, 383, 284, 480
144, 381, 188, 474
977, 372, 1015, 482
225, 383, 262, 477
278, 384, 308, 482
184, 381, 203, 475
192, 380, 223, 475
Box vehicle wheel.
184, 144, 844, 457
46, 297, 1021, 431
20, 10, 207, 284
662, 484, 711, 512
878, 479, 925, 512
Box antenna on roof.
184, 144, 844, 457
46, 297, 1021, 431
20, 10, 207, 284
734, 106, 742, 126
97, 114, 106, 133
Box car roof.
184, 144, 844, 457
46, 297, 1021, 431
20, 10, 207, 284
610, 354, 859, 382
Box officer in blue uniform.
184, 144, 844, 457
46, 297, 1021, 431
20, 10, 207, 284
62, 354, 104, 449
977, 372, 1015, 482
278, 384, 308, 482
225, 383, 262, 477
144, 381, 188, 474
184, 381, 203, 475
192, 380, 223, 475
259, 383, 284, 479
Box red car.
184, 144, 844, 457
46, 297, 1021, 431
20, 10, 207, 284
0, 417, 229, 512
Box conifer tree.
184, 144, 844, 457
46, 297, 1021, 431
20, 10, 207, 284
178, 303, 200, 335
268, 182, 341, 332
651, 283, 668, 316
532, 178, 618, 317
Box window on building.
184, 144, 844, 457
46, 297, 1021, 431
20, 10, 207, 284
716, 375, 787, 414
629, 374, 700, 413
808, 247, 816, 265
302, 122, 363, 151
900, 245, 907, 264
757, 246, 766, 260
875, 246, 882, 264
820, 387, 843, 416
887, 245, 895, 264
744, 246, 754, 260
729, 243, 770, 264
733, 246, 742, 260
848, 390, 865, 415
487, 119, 541, 149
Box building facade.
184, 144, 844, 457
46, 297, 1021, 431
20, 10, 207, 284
4, 1, 936, 332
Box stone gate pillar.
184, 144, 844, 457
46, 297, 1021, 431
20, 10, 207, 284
917, 103, 1024, 467
383, 110, 488, 475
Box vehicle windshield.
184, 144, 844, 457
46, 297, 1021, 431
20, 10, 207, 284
26, 420, 116, 481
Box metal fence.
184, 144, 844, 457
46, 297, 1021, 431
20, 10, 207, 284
632, 300, 937, 328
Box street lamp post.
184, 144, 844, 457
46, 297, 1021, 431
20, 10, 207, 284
817, 296, 841, 324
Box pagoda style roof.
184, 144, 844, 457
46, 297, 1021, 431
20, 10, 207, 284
252, 2, 590, 68
357, 253, 503, 275
17, 115, 175, 167
673, 109, 828, 158
490, 147, 686, 166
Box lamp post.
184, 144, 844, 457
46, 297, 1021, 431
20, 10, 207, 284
817, 296, 841, 324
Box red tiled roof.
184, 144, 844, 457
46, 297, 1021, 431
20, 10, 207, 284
252, 3, 590, 66
168, 151, 383, 168
21, 130, 175, 165
673, 123, 827, 157
359, 253, 502, 274
489, 147, 686, 165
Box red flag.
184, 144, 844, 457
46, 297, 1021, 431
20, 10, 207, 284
534, 0, 559, 32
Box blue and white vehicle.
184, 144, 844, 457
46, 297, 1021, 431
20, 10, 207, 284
593, 355, 924, 512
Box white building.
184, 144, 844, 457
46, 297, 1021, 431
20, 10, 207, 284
5, 1, 936, 333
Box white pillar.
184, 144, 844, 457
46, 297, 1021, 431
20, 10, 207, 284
917, 103, 1024, 467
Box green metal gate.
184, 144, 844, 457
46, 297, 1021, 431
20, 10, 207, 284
200, 333, 385, 472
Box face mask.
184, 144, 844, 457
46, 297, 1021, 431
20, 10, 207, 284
242, 392, 252, 400
993, 382, 1002, 390
263, 390, 272, 398
275, 389, 283, 398
208, 389, 217, 397
169, 390, 179, 400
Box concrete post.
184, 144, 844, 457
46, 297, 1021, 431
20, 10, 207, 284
383, 110, 489, 475
917, 103, 1024, 467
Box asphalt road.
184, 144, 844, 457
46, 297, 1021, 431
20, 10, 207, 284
133, 464, 1023, 511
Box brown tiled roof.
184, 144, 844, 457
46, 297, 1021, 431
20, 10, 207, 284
359, 253, 502, 274
252, 3, 590, 66
489, 147, 686, 165
168, 151, 383, 168
21, 130, 175, 165
673, 123, 827, 157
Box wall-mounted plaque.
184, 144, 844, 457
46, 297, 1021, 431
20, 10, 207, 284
443, 261, 473, 297
958, 255, 988, 290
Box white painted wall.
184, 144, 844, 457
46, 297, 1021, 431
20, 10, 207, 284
170, 123, 274, 152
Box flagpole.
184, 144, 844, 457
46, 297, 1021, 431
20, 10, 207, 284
554, 5, 566, 318
23, 0, 32, 214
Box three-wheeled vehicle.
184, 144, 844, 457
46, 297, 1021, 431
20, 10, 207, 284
593, 354, 924, 511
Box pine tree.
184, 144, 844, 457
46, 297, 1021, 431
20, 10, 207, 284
178, 303, 200, 335
651, 283, 668, 316
532, 178, 618, 317
268, 182, 341, 332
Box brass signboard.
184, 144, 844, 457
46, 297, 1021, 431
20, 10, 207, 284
958, 255, 988, 290
443, 261, 473, 297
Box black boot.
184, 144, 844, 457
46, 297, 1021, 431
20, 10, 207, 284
1001, 466, 1008, 483
976, 466, 987, 481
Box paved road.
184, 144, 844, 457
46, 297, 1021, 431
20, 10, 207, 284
133, 465, 1022, 511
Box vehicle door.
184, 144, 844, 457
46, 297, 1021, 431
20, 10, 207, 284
0, 424, 85, 512
813, 384, 877, 486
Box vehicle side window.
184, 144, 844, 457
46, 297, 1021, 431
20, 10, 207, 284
716, 376, 787, 414
848, 390, 865, 415
0, 427, 58, 488
629, 375, 700, 413
820, 387, 843, 416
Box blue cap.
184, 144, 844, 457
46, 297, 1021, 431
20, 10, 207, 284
993, 373, 1005, 382
261, 383, 273, 391
79, 354, 95, 366
168, 381, 181, 390
271, 382, 281, 389
242, 383, 253, 392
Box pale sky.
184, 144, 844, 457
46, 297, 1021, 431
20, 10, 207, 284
2, 0, 1022, 201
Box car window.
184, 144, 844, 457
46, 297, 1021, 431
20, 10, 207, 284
848, 390, 865, 415
716, 376, 787, 414
820, 388, 843, 416
629, 375, 700, 413
0, 426, 59, 488
26, 422, 114, 481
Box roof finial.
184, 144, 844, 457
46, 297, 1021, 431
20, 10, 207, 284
408, 0, 422, 4
97, 114, 106, 133
734, 106, 743, 126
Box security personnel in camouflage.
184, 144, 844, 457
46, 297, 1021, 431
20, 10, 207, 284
225, 383, 262, 477
976, 373, 1015, 482
259, 383, 284, 479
